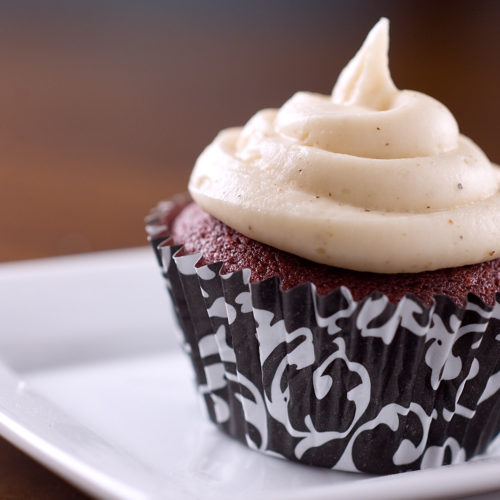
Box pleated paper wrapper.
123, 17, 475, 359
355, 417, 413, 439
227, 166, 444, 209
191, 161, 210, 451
146, 199, 500, 474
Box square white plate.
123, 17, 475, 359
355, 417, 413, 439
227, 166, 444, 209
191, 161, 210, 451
1, 248, 500, 500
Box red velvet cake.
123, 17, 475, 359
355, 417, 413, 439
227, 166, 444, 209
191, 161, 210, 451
147, 19, 500, 475
170, 201, 500, 306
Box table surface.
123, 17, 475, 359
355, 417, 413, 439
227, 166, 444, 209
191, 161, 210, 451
0, 439, 91, 500
0, 2, 499, 498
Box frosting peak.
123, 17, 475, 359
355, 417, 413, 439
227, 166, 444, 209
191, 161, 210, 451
274, 18, 459, 159
189, 19, 500, 274
332, 18, 396, 110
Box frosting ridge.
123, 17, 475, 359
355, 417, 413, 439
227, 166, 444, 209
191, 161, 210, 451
189, 18, 500, 273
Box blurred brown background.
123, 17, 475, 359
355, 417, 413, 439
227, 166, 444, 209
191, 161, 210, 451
0, 1, 499, 498
0, 0, 499, 263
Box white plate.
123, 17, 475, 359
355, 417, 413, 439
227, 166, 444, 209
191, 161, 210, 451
0, 248, 500, 500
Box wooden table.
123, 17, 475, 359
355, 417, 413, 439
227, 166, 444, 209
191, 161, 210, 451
0, 2, 498, 498
0, 439, 91, 500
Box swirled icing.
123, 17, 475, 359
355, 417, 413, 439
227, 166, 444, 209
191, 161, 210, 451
189, 18, 500, 273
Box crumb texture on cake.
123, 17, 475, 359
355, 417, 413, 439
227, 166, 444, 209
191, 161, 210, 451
169, 202, 500, 306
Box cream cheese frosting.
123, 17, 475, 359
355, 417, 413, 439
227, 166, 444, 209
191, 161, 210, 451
189, 18, 500, 273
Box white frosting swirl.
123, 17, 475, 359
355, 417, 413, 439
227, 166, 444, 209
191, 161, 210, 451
189, 18, 500, 273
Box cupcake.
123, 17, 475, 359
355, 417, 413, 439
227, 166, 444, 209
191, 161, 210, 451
146, 18, 500, 474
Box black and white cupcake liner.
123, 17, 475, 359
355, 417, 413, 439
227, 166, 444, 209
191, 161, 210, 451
146, 201, 500, 474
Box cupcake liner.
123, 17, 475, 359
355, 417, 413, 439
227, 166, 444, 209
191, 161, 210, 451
146, 203, 500, 474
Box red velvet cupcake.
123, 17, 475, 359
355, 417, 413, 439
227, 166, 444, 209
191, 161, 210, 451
147, 19, 500, 474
